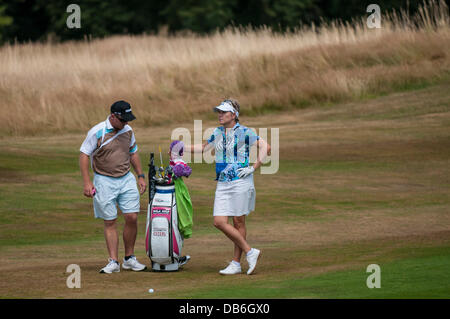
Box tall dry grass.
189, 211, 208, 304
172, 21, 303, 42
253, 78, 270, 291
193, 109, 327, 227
0, 0, 449, 136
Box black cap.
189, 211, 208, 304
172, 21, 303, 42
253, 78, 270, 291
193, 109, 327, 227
110, 100, 136, 122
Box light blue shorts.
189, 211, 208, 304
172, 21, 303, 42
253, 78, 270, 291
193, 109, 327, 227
93, 172, 140, 220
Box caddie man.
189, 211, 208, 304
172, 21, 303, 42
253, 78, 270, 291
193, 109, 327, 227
79, 100, 147, 273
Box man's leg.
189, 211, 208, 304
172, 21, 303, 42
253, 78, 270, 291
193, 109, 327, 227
214, 216, 251, 254
122, 212, 146, 271
232, 216, 247, 263
118, 172, 141, 257
123, 212, 138, 257
104, 219, 119, 261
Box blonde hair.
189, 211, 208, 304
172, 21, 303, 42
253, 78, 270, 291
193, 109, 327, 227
226, 98, 240, 122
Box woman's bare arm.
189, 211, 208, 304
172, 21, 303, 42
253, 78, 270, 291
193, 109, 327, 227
253, 138, 271, 170
188, 141, 210, 153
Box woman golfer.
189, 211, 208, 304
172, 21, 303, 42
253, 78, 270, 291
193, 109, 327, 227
189, 99, 270, 275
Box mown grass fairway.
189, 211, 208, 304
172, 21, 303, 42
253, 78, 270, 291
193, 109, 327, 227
0, 82, 449, 298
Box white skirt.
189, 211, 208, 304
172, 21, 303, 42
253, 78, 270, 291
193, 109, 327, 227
213, 175, 256, 216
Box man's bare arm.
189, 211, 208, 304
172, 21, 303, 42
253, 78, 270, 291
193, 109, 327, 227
79, 153, 95, 197
130, 152, 147, 194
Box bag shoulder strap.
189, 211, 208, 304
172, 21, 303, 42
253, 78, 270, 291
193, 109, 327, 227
90, 119, 130, 170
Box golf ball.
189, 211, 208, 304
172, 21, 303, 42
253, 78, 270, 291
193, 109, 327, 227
148, 288, 154, 293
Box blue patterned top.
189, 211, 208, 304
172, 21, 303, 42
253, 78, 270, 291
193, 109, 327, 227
207, 123, 260, 182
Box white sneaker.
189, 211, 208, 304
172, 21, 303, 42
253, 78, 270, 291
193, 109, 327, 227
122, 256, 147, 271
99, 258, 120, 274
219, 262, 242, 275
246, 248, 261, 275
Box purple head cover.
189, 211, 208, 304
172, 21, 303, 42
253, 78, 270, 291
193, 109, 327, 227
170, 140, 184, 156
172, 163, 192, 178
169, 140, 191, 177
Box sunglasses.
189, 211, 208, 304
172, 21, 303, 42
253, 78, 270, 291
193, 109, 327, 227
113, 113, 128, 123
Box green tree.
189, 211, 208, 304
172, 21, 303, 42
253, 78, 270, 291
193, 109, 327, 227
0, 0, 50, 43
0, 5, 13, 42
161, 0, 234, 33
318, 0, 427, 23
0, 0, 440, 44
44, 0, 134, 40
270, 0, 321, 30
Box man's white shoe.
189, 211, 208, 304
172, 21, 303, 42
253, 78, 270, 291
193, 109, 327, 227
246, 248, 261, 275
178, 255, 191, 267
99, 258, 120, 274
219, 262, 242, 275
122, 256, 147, 271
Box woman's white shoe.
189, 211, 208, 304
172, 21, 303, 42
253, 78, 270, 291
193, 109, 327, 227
246, 249, 261, 275
219, 262, 242, 275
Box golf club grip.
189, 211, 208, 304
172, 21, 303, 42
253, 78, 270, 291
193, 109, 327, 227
149, 153, 156, 202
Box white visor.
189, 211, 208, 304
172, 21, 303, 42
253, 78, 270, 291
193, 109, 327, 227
213, 101, 239, 118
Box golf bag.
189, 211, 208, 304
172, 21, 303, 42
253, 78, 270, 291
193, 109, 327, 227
145, 153, 184, 271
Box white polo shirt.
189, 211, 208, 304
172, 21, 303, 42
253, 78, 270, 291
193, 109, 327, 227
80, 116, 138, 177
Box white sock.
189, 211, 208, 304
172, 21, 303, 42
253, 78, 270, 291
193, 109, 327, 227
231, 260, 240, 267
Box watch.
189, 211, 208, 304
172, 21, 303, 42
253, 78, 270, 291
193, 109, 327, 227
138, 174, 145, 179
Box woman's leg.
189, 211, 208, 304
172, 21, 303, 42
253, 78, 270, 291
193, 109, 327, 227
214, 216, 251, 254
232, 216, 247, 262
